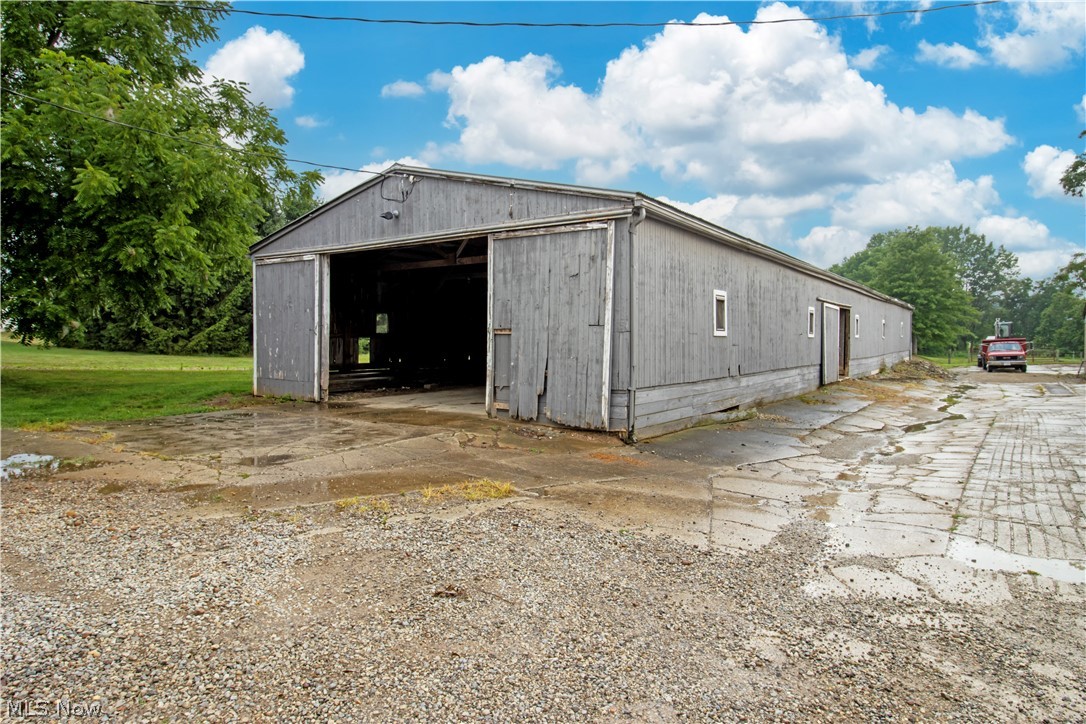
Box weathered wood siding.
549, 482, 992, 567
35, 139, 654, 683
255, 174, 631, 258
630, 218, 911, 436
253, 257, 323, 400
491, 224, 613, 429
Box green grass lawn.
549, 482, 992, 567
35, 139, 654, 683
1, 339, 254, 429
918, 353, 976, 369
919, 350, 1083, 369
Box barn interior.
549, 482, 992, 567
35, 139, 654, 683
328, 237, 489, 393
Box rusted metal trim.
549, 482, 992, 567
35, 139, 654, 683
255, 254, 316, 265
492, 221, 611, 240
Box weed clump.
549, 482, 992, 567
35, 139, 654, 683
335, 496, 393, 516
421, 479, 515, 502
18, 420, 70, 432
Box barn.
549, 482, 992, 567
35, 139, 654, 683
250, 166, 913, 440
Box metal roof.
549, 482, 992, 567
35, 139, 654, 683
251, 164, 912, 311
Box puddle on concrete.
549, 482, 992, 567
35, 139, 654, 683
235, 454, 298, 467
947, 536, 1085, 583
102, 409, 370, 457
1041, 383, 1074, 397
643, 427, 811, 467
904, 415, 965, 434
1, 453, 58, 481
331, 406, 489, 430
904, 386, 974, 433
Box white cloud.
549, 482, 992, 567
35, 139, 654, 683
380, 80, 425, 99
916, 40, 985, 70
1023, 145, 1077, 200
973, 215, 1076, 278
204, 27, 304, 108
982, 1, 1085, 73
795, 226, 870, 269
602, 5, 1010, 193
660, 191, 833, 247
850, 45, 889, 70
908, 0, 934, 26
317, 157, 430, 201
1011, 249, 1077, 279
1077, 94, 1086, 122
434, 54, 636, 179
295, 115, 327, 129
429, 4, 1011, 192
831, 162, 999, 233
976, 214, 1054, 251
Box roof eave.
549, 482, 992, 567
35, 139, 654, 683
638, 196, 913, 311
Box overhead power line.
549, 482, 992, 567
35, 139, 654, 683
131, 0, 1002, 29
2, 87, 378, 176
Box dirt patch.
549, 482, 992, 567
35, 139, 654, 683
589, 451, 648, 466
875, 358, 954, 381
838, 377, 914, 403
200, 392, 270, 410
179, 468, 471, 515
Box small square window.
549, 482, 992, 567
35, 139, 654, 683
854, 314, 860, 338
376, 312, 389, 334
713, 290, 728, 337
807, 307, 816, 338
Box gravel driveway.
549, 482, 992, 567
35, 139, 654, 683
2, 368, 1083, 721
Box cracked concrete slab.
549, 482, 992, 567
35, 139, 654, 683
4, 367, 1082, 599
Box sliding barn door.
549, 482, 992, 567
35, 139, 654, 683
488, 222, 614, 429
253, 255, 328, 401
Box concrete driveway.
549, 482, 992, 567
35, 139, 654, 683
5, 366, 1082, 590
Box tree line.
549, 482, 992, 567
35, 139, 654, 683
2, 2, 1083, 359
831, 228, 1084, 355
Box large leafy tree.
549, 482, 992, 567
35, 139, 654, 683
928, 226, 1021, 340
831, 227, 976, 353
1060, 131, 1085, 197
1031, 253, 1085, 354
1, 1, 314, 350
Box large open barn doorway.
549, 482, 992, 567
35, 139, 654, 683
328, 237, 488, 394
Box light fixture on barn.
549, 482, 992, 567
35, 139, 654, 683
379, 209, 399, 220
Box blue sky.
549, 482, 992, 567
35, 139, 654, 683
193, 1, 1085, 278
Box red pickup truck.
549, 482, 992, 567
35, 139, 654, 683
977, 337, 1028, 373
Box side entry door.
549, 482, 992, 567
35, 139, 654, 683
821, 302, 841, 385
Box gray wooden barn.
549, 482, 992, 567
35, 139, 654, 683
250, 166, 913, 439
